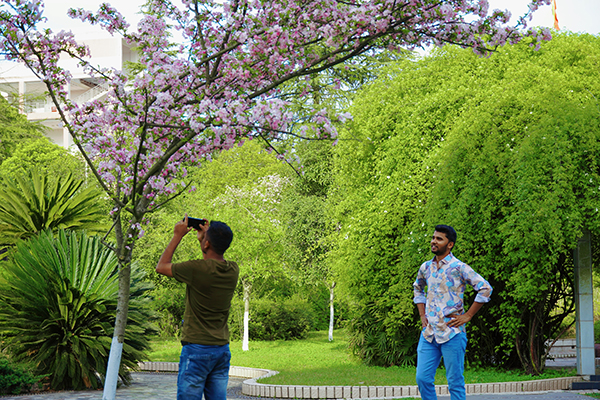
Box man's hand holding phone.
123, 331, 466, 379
174, 215, 194, 238
186, 217, 207, 230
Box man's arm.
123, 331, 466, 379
448, 263, 493, 328
447, 301, 484, 328
417, 302, 428, 329
413, 265, 429, 329
156, 218, 192, 277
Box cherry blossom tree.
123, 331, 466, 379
0, 0, 551, 398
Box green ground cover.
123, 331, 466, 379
147, 330, 576, 386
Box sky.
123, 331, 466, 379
38, 0, 600, 38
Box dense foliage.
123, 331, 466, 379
0, 357, 40, 395
0, 137, 87, 182
0, 95, 45, 164
138, 140, 344, 339
331, 33, 600, 373
229, 296, 315, 341
0, 230, 156, 390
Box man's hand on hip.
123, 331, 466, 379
447, 313, 471, 328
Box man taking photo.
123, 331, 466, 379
156, 215, 239, 400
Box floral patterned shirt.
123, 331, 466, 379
413, 253, 492, 344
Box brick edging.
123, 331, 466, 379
138, 362, 584, 398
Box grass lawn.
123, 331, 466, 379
147, 330, 576, 386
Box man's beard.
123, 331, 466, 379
431, 244, 448, 255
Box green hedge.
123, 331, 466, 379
152, 286, 318, 341
229, 296, 316, 341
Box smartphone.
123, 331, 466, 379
184, 217, 206, 230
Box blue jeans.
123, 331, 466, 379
416, 332, 467, 400
177, 343, 231, 400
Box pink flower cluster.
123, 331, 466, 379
0, 0, 551, 239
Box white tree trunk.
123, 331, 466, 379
328, 282, 336, 342
102, 211, 137, 400
242, 281, 251, 351
103, 337, 123, 400
102, 262, 131, 400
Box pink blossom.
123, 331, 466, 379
0, 0, 551, 237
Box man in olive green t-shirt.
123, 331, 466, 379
156, 216, 239, 400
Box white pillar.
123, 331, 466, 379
575, 230, 595, 375
18, 80, 25, 113
63, 126, 71, 148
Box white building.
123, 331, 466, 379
0, 37, 137, 148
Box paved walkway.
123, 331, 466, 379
0, 372, 598, 400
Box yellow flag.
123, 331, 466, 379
552, 0, 560, 30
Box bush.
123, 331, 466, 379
0, 357, 40, 395
229, 296, 315, 341
347, 302, 419, 367
0, 230, 157, 390
151, 285, 186, 338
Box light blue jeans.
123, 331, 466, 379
177, 343, 231, 400
416, 332, 467, 400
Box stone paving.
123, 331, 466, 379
0, 357, 597, 400
1, 372, 598, 400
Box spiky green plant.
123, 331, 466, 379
0, 230, 156, 390
347, 303, 418, 367
0, 168, 108, 246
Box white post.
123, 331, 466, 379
242, 282, 250, 351
328, 282, 335, 342
18, 80, 25, 113
575, 230, 595, 376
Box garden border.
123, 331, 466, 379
138, 362, 584, 398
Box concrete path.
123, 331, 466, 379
0, 372, 598, 400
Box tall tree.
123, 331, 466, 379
282, 140, 338, 338
331, 32, 600, 373
0, 0, 552, 397
213, 173, 290, 350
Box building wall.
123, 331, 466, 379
0, 37, 135, 149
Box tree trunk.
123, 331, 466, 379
328, 282, 336, 342
102, 210, 137, 400
242, 279, 251, 351
103, 263, 131, 400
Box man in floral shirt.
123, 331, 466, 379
413, 225, 492, 400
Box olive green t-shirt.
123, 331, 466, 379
172, 258, 239, 345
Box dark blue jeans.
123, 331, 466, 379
177, 343, 231, 400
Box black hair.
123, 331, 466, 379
206, 221, 233, 255
434, 224, 457, 244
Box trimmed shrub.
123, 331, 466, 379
246, 296, 315, 341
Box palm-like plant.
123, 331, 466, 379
0, 230, 156, 390
0, 168, 107, 246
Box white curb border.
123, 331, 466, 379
138, 362, 584, 399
